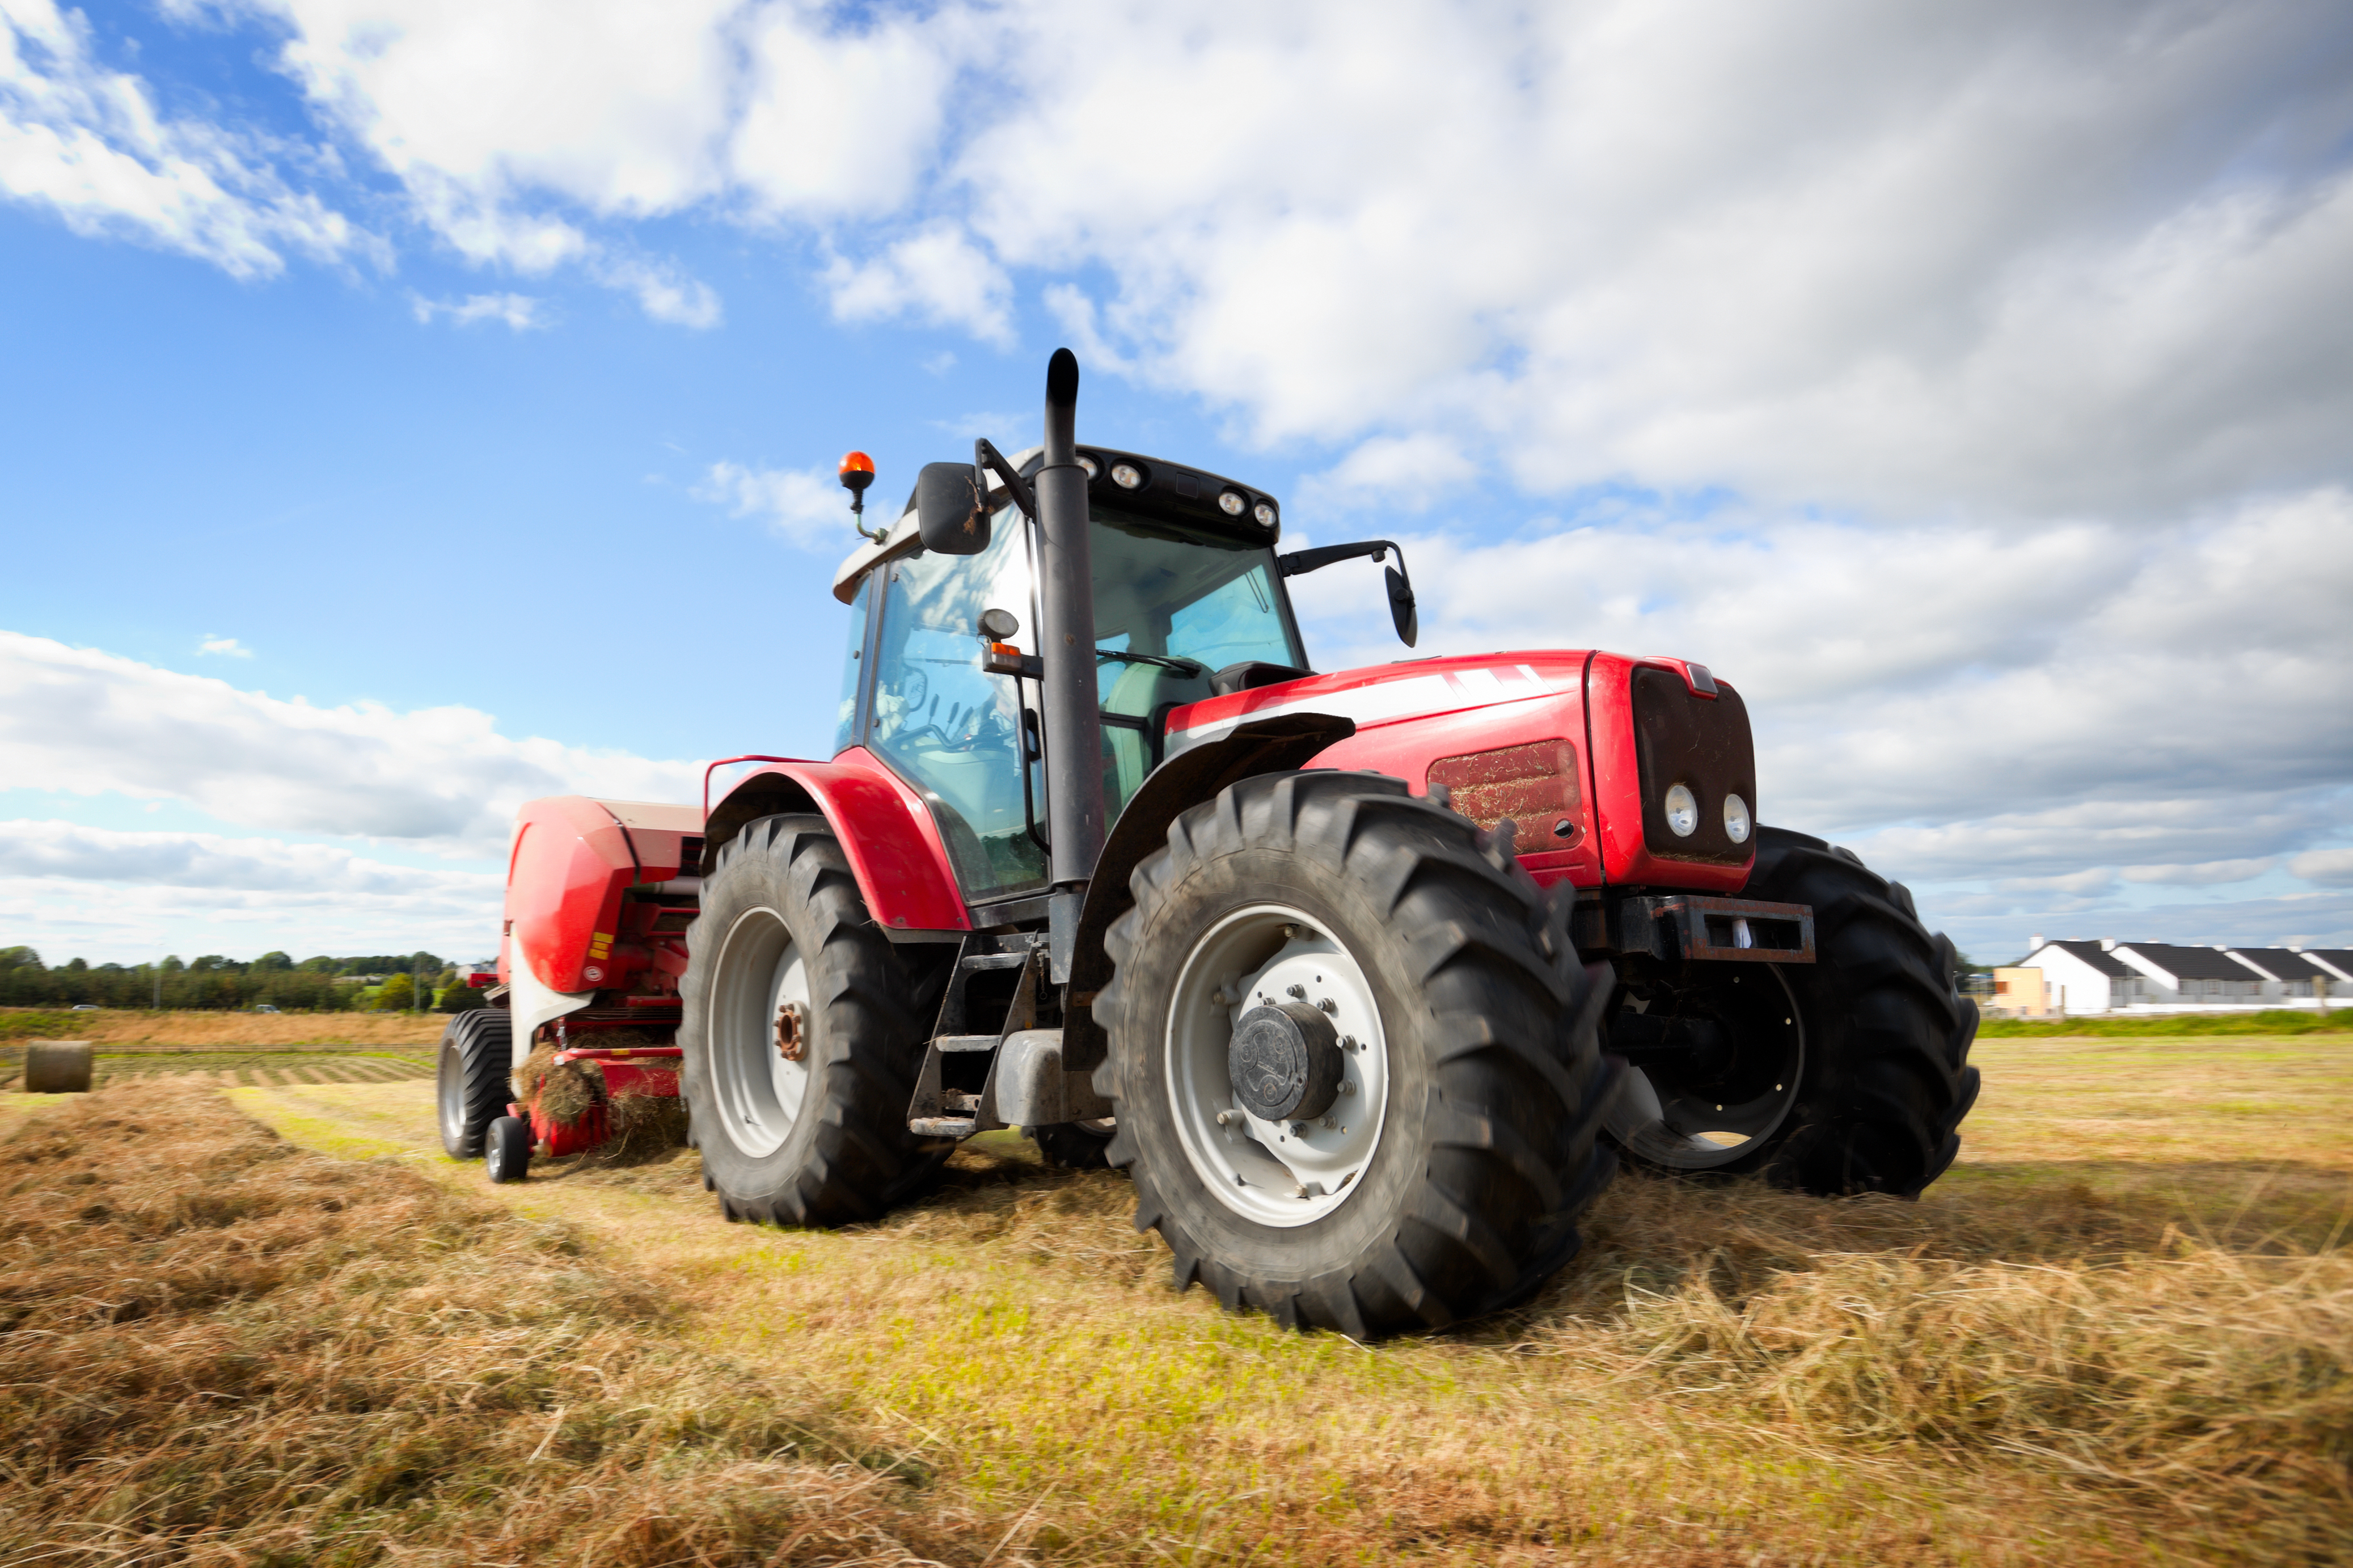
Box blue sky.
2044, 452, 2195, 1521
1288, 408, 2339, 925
3, 0, 2350, 967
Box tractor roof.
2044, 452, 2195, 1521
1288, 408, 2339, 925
830, 445, 1283, 604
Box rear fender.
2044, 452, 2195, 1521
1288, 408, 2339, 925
702, 749, 970, 936
1062, 712, 1355, 1070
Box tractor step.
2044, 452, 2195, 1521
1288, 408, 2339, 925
933, 1033, 999, 1052
909, 1115, 979, 1139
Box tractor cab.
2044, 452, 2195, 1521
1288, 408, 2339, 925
832, 446, 1343, 911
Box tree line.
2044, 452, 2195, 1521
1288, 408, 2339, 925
0, 948, 489, 1012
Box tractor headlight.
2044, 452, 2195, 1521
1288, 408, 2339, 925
1723, 792, 1751, 844
1111, 462, 1143, 489
1076, 454, 1099, 479
1218, 491, 1247, 516
1253, 501, 1277, 528
1663, 784, 1699, 838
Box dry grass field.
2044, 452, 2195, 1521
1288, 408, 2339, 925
2, 1030, 2347, 1565
0, 1007, 448, 1048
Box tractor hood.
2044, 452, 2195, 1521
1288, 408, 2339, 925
1162, 650, 1752, 894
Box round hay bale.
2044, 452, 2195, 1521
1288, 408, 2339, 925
23, 1041, 94, 1094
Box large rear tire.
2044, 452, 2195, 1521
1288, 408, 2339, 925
1095, 771, 1620, 1335
679, 814, 948, 1225
437, 1010, 512, 1159
1606, 826, 1980, 1196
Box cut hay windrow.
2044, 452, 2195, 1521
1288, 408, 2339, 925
0, 1081, 998, 1566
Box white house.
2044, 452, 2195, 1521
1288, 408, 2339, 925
2113, 943, 2267, 1005
2227, 947, 2346, 1001
2306, 950, 2353, 997
2013, 939, 2152, 1013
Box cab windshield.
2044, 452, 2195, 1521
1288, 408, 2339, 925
1089, 507, 1303, 812
863, 502, 1307, 906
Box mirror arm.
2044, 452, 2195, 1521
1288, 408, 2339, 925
1277, 539, 1401, 577
975, 437, 1037, 519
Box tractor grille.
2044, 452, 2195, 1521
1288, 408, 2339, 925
1630, 666, 1756, 867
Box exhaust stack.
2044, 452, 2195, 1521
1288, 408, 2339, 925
1035, 348, 1106, 979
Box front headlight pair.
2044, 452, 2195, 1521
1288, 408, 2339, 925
1663, 784, 1750, 844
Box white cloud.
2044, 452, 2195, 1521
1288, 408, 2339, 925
825, 221, 1012, 344
0, 631, 700, 856
695, 459, 860, 551
196, 634, 253, 658
0, 821, 502, 964
591, 254, 720, 329
729, 1, 969, 219
263, 0, 738, 229
0, 0, 365, 277
2291, 848, 2353, 887
409, 291, 545, 330
1297, 433, 1480, 515
54, 2, 2347, 524
2119, 858, 2276, 886
0, 818, 493, 897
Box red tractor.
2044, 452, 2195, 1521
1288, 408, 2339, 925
439, 350, 1979, 1336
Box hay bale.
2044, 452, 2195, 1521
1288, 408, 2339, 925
23, 1041, 92, 1094
606, 1089, 690, 1160
511, 1042, 609, 1130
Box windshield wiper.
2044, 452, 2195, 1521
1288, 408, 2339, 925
1096, 648, 1208, 677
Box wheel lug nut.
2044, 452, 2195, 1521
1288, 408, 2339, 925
1285, 984, 1307, 999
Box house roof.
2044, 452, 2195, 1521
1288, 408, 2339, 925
2304, 950, 2353, 981
2228, 948, 2329, 983
2116, 943, 2268, 982
2037, 940, 2136, 978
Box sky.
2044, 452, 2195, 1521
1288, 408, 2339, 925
2, 0, 2350, 969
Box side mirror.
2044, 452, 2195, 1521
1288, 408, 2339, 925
915, 462, 991, 555
1385, 565, 1418, 647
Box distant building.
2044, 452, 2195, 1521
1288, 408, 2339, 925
1989, 965, 2053, 1016
2227, 948, 2348, 1001
2010, 940, 2155, 1014
2111, 943, 2267, 1004
2306, 950, 2353, 993
1988, 937, 2347, 1016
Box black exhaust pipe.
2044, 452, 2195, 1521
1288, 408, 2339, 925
1036, 348, 1106, 980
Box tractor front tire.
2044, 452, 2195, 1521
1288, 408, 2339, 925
1613, 826, 1979, 1196
1095, 771, 1620, 1336
679, 814, 948, 1226
437, 1009, 513, 1159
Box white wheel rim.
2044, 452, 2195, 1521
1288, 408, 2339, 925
709, 906, 812, 1158
437, 1043, 464, 1143
1165, 903, 1389, 1227
1605, 966, 1803, 1169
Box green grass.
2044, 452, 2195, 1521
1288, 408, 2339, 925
1976, 1007, 2352, 1037
0, 1047, 431, 1092
0, 1009, 77, 1041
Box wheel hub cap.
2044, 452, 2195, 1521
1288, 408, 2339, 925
1229, 1003, 1344, 1122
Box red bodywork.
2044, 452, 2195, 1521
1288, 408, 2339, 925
500, 796, 703, 1001
701, 749, 970, 933
1163, 649, 1751, 893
